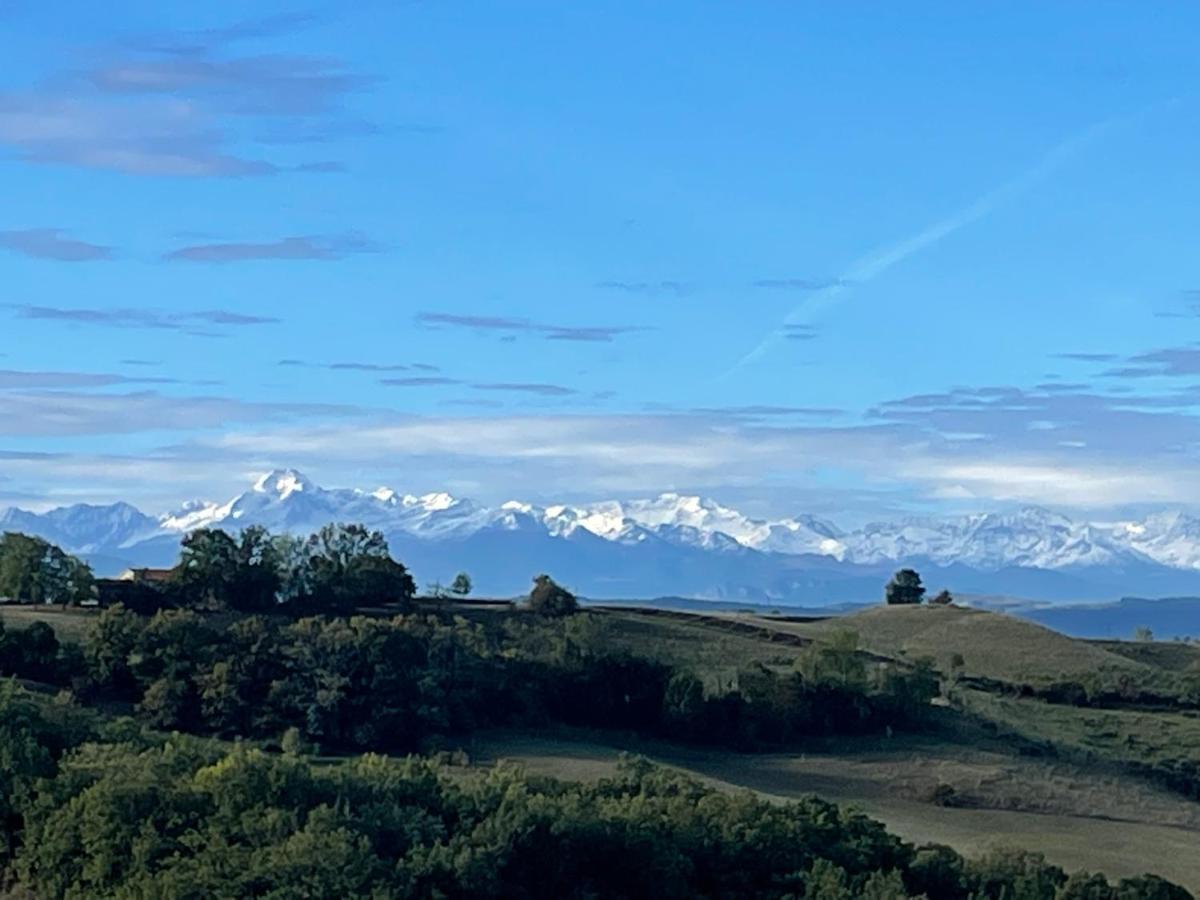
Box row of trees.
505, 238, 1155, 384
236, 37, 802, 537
0, 525, 482, 614
173, 523, 417, 612
44, 603, 928, 750
0, 601, 936, 753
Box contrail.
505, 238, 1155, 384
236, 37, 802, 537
727, 113, 1132, 373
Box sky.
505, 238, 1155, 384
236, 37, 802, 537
3, 1, 1200, 522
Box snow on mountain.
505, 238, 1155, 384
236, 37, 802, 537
1106, 511, 1200, 570
842, 507, 1138, 570
10, 469, 1200, 601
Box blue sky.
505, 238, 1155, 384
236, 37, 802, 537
3, 1, 1200, 520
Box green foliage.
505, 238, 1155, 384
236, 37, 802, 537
966, 848, 1065, 899
885, 568, 926, 605
930, 589, 954, 605
0, 532, 93, 606
450, 571, 472, 597
528, 573, 578, 617
171, 523, 415, 615
800, 629, 867, 689
0, 721, 1183, 900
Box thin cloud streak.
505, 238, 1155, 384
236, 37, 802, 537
417, 311, 644, 343
165, 232, 380, 262
0, 229, 112, 261
11, 304, 279, 332
729, 111, 1140, 373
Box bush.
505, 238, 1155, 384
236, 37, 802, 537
885, 569, 926, 605
527, 574, 578, 617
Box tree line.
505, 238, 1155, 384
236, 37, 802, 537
0, 603, 935, 754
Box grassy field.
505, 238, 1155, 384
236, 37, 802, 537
469, 730, 1200, 892
746, 604, 1152, 684
960, 688, 1200, 774
1095, 639, 1200, 672
0, 605, 97, 644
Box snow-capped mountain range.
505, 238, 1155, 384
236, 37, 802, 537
7, 468, 1200, 604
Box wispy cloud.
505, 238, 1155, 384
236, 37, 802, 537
380, 377, 462, 387
752, 278, 847, 291
1102, 345, 1200, 378
417, 312, 644, 343
1056, 352, 1119, 363
10, 377, 1200, 513
11, 304, 279, 333
0, 229, 112, 262
280, 359, 439, 373
0, 389, 360, 438
0, 13, 372, 178
595, 280, 692, 297
730, 112, 1137, 372
783, 324, 818, 342
471, 382, 577, 396
0, 369, 175, 389
165, 231, 380, 262
692, 405, 842, 417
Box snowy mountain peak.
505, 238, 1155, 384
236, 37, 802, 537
411, 491, 457, 511
254, 468, 314, 498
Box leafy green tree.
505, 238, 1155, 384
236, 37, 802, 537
174, 527, 281, 612
0, 681, 57, 863
0, 533, 51, 604
885, 568, 926, 605
0, 533, 93, 606
233, 525, 284, 611
930, 589, 954, 605
805, 859, 853, 899
450, 572, 472, 597
662, 672, 706, 738
345, 555, 416, 609
300, 524, 415, 612
908, 843, 967, 900
1058, 872, 1117, 899
173, 528, 241, 609
800, 629, 867, 689
859, 869, 910, 899
527, 574, 578, 617
14, 621, 59, 682
84, 604, 143, 696
1115, 874, 1193, 900
966, 848, 1065, 899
